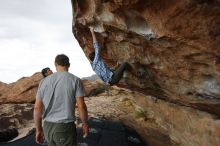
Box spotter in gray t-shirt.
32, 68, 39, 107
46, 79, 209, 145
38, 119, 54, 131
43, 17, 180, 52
36, 71, 85, 123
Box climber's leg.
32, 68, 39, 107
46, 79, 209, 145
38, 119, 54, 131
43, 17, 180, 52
109, 62, 129, 85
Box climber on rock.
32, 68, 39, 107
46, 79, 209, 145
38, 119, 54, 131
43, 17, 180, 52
88, 26, 129, 85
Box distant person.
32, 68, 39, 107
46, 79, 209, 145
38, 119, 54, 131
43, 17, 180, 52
88, 27, 129, 85
34, 54, 89, 146
41, 67, 53, 78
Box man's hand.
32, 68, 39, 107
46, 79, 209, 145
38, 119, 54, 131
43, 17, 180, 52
35, 129, 44, 144
34, 97, 44, 144
82, 123, 89, 138
76, 96, 89, 138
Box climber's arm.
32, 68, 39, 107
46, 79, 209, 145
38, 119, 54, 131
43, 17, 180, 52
89, 27, 101, 63
89, 26, 97, 43
72, 0, 79, 14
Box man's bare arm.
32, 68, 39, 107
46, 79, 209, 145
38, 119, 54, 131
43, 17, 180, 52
77, 96, 88, 124
34, 98, 44, 144
76, 96, 89, 136
34, 98, 43, 131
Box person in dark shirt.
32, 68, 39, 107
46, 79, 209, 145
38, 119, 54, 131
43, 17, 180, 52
41, 67, 53, 78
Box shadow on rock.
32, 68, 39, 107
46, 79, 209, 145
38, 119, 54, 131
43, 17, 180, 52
0, 128, 18, 143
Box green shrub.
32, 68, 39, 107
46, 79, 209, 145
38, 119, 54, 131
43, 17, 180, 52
134, 110, 146, 119
95, 84, 112, 95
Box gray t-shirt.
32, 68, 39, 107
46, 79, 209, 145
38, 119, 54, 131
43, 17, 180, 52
36, 71, 85, 123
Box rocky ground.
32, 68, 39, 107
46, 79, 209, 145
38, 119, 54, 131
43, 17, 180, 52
0, 85, 188, 145
0, 74, 220, 146
0, 104, 34, 141
1, 84, 172, 145
83, 85, 220, 146
0, 85, 147, 143
83, 86, 178, 146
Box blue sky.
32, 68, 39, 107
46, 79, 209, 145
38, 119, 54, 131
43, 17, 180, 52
0, 0, 94, 83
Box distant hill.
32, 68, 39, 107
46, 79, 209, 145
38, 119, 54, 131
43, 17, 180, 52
82, 74, 100, 81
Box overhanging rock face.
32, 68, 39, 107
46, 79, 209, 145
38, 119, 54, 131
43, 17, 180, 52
71, 1, 220, 144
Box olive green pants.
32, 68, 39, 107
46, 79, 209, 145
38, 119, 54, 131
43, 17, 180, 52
43, 121, 77, 146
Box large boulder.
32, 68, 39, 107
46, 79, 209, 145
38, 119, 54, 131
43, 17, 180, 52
71, 0, 220, 145
72, 0, 220, 115
0, 73, 42, 103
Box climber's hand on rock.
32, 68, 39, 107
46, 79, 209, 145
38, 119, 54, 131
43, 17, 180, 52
89, 26, 94, 32
89, 26, 97, 42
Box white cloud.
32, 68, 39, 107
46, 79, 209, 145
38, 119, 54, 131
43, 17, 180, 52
0, 0, 94, 83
